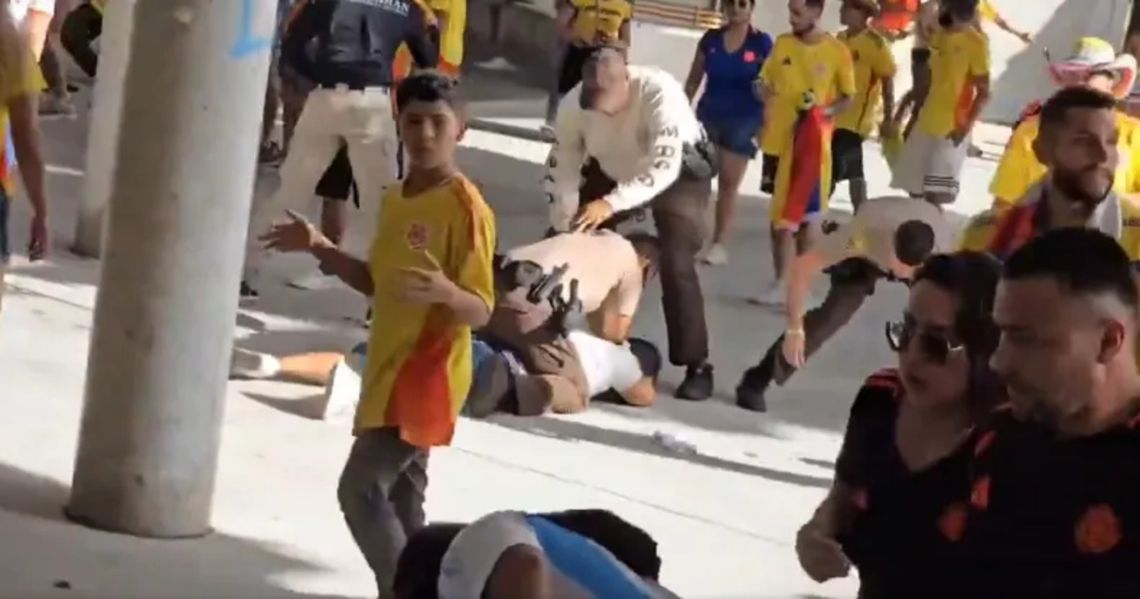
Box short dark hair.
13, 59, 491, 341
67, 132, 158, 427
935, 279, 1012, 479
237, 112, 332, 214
395, 70, 464, 114
942, 0, 978, 20
628, 337, 662, 380
805, 0, 825, 8
1039, 86, 1117, 137
393, 522, 464, 599
1002, 228, 1139, 310
894, 220, 937, 267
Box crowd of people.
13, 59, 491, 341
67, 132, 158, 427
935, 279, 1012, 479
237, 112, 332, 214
4, 0, 1140, 596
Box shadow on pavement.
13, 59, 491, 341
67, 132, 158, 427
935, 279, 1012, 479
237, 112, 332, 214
487, 415, 832, 489
0, 462, 346, 598
243, 391, 326, 421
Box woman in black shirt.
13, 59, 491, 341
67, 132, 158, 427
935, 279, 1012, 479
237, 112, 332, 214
795, 252, 1004, 598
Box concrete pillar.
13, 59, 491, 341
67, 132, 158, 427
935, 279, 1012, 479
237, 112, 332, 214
71, 0, 135, 258
67, 0, 274, 537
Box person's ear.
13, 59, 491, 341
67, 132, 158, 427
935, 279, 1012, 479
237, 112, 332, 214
1031, 132, 1051, 166
1098, 319, 1128, 363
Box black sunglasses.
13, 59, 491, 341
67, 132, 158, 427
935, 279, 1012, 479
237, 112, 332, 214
885, 318, 965, 364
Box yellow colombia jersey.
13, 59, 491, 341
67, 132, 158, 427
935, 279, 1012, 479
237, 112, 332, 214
836, 28, 897, 138
359, 175, 496, 448
759, 33, 856, 157
958, 195, 1140, 263
990, 111, 1140, 209
568, 0, 632, 45
975, 0, 998, 23
428, 0, 466, 69
916, 28, 989, 138
0, 24, 40, 192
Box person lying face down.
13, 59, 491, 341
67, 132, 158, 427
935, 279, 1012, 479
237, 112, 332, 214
393, 509, 681, 599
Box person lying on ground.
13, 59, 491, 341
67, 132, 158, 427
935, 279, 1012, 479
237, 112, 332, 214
393, 509, 681, 599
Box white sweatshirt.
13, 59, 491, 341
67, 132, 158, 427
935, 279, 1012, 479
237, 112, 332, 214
544, 66, 705, 231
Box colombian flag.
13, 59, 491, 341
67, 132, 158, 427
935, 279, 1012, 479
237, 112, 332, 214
988, 203, 1038, 259
775, 105, 831, 227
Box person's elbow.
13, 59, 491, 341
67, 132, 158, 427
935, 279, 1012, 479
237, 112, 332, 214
600, 313, 633, 344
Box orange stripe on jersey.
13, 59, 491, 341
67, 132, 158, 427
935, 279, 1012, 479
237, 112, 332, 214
953, 76, 976, 131
385, 308, 457, 447
449, 177, 490, 253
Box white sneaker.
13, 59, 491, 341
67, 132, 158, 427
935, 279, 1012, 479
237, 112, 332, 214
701, 243, 729, 266
475, 56, 517, 71
318, 357, 361, 421
288, 270, 337, 290
230, 348, 281, 380
749, 282, 786, 306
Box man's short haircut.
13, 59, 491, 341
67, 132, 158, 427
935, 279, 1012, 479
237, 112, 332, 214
1039, 86, 1117, 137
628, 337, 663, 380
395, 70, 465, 114
393, 522, 465, 599
804, 0, 825, 8
894, 220, 937, 267
1003, 228, 1139, 310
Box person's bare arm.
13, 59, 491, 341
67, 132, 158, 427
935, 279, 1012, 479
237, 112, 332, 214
993, 15, 1032, 44
785, 250, 830, 333
441, 283, 493, 328
683, 46, 706, 102
312, 240, 375, 296
24, 8, 52, 59
953, 76, 991, 142
620, 377, 657, 407
824, 95, 853, 118
555, 4, 577, 43
880, 77, 896, 130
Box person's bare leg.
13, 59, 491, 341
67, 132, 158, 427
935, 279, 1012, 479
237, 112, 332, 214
849, 178, 868, 212
705, 149, 749, 266
321, 198, 347, 247
279, 352, 345, 386
772, 227, 793, 281
795, 221, 816, 256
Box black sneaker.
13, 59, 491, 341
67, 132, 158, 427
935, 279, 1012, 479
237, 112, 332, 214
675, 364, 713, 401
240, 280, 259, 299
735, 363, 773, 413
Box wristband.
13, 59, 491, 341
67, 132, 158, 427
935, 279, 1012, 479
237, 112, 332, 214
786, 328, 806, 338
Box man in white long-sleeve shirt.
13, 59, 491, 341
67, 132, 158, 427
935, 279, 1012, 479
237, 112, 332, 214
544, 47, 717, 400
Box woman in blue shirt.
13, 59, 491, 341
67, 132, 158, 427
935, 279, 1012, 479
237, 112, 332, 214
684, 0, 772, 266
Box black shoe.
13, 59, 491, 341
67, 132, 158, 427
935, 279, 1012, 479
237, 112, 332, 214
463, 353, 511, 418
675, 364, 713, 401
735, 364, 772, 413
240, 280, 259, 299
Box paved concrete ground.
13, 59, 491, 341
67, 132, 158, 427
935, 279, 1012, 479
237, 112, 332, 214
0, 67, 1000, 597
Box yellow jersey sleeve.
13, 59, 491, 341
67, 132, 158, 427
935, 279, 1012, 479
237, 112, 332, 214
618, 0, 633, 21
448, 180, 497, 312
874, 37, 898, 79
758, 38, 782, 83
834, 41, 856, 97
968, 33, 990, 77
428, 0, 447, 11
1119, 115, 1140, 195
958, 211, 999, 252
989, 119, 1042, 208
976, 0, 999, 23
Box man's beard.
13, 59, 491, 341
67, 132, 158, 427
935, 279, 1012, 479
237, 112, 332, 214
793, 23, 816, 37
1052, 167, 1112, 209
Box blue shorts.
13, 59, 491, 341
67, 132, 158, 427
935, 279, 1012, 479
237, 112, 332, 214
702, 115, 762, 159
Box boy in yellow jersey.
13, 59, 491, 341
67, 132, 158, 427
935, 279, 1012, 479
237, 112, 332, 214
261, 72, 496, 599
543, 0, 633, 126
973, 0, 1031, 44
835, 0, 896, 211
0, 13, 49, 311
891, 0, 989, 206
990, 38, 1140, 209
753, 0, 855, 305
960, 88, 1140, 267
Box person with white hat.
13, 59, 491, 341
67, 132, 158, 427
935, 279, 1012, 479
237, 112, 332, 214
990, 37, 1140, 209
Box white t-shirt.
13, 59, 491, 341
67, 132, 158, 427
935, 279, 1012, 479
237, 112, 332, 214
8, 0, 55, 24
545, 66, 705, 231
567, 330, 644, 397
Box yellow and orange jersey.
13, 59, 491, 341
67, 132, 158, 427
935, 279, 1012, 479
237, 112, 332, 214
915, 28, 989, 138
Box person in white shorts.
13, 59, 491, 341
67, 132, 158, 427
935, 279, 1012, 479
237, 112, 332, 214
890, 0, 990, 205
392, 509, 681, 599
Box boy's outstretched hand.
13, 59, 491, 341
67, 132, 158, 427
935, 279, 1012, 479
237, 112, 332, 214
261, 210, 329, 253
399, 250, 458, 305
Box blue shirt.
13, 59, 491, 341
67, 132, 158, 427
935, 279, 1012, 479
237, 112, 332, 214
696, 26, 772, 123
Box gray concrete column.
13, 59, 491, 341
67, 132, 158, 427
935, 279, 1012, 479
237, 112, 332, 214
67, 0, 274, 537
71, 0, 135, 258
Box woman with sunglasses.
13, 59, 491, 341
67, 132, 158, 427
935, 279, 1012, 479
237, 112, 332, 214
682, 0, 771, 266
796, 251, 1003, 597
